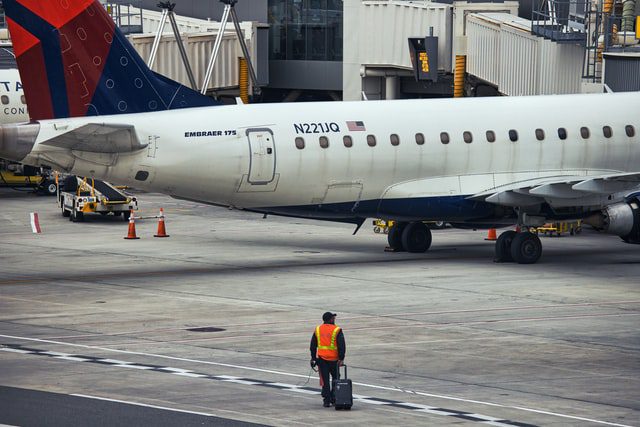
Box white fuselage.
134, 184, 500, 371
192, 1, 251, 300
24, 92, 640, 221
0, 69, 28, 125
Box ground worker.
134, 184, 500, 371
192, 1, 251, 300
310, 311, 346, 407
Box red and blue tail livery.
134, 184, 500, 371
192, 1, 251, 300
4, 0, 218, 121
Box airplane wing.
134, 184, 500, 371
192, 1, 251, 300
39, 123, 147, 153
469, 172, 640, 207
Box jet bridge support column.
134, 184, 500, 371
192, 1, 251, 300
202, 0, 261, 97
148, 2, 198, 90
385, 76, 398, 100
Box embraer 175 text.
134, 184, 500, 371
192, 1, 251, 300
0, 0, 639, 264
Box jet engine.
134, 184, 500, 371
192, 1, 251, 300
585, 197, 640, 244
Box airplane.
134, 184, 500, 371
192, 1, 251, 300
0, 68, 29, 124
0, 0, 638, 264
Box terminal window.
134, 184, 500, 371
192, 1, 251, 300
269, 0, 343, 61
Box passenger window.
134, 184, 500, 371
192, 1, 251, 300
390, 134, 400, 146
343, 135, 353, 148
535, 129, 545, 141
319, 136, 329, 149
440, 132, 450, 144
558, 128, 567, 140
580, 127, 590, 139
295, 137, 305, 150
415, 133, 425, 145
626, 125, 635, 137
367, 134, 376, 147
486, 130, 496, 143
508, 129, 518, 142
603, 126, 613, 138
463, 131, 473, 144
1, 95, 8, 105
20, 95, 26, 104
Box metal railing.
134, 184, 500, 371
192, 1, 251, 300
104, 1, 144, 34
583, 0, 640, 82
532, 0, 590, 44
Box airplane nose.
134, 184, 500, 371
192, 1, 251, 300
0, 123, 40, 162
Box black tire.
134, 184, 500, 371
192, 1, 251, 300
39, 180, 57, 196
61, 204, 70, 217
510, 232, 542, 264
495, 230, 516, 262
401, 222, 432, 253
46, 181, 57, 195
71, 205, 84, 222
387, 222, 406, 251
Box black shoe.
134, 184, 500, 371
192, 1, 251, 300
323, 402, 331, 407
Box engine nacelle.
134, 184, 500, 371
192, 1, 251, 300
586, 199, 640, 244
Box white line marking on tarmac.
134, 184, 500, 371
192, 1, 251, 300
1, 334, 633, 427
70, 394, 220, 417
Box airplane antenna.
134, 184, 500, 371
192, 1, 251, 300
148, 2, 199, 90
201, 0, 261, 97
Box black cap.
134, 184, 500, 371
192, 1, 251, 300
322, 312, 337, 322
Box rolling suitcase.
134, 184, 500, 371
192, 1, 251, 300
333, 364, 353, 410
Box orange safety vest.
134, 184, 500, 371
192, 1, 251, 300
315, 323, 341, 361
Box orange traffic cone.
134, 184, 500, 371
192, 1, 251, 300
154, 208, 169, 238
124, 211, 140, 240
485, 228, 497, 241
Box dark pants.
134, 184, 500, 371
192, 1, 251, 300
317, 358, 338, 403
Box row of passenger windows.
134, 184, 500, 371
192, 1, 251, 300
0, 95, 26, 105
294, 125, 636, 149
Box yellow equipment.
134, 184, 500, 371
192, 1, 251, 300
532, 221, 582, 237
0, 160, 58, 195
373, 219, 395, 234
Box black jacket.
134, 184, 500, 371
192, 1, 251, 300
310, 323, 346, 361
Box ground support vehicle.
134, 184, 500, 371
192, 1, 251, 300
532, 221, 582, 237
58, 176, 138, 222
0, 160, 57, 195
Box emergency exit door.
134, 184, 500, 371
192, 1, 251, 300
247, 128, 276, 184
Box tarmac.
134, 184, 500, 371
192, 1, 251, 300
0, 187, 639, 426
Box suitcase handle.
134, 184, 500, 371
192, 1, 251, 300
337, 363, 347, 379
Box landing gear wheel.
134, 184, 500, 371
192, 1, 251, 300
401, 222, 432, 253
387, 222, 407, 251
510, 232, 542, 264
494, 230, 516, 263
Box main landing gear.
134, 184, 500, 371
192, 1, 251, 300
387, 221, 432, 253
386, 221, 542, 264
494, 230, 542, 264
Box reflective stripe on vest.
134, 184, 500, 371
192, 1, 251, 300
315, 324, 341, 361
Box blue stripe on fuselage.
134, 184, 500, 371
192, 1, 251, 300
256, 196, 509, 223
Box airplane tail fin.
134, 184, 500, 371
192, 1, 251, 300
3, 0, 218, 121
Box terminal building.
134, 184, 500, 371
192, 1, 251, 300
0, 0, 639, 101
